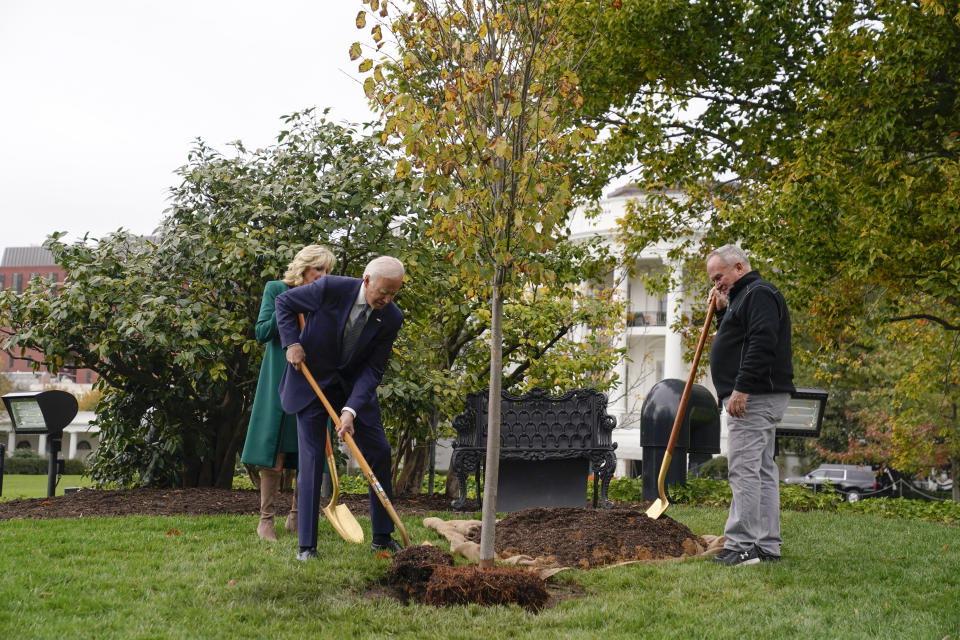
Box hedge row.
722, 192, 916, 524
2, 457, 88, 475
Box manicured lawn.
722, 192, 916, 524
1, 505, 957, 639
1, 474, 94, 500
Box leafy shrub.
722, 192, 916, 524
671, 478, 732, 506
780, 483, 843, 512
677, 478, 959, 525
599, 476, 643, 503
232, 473, 256, 491
848, 496, 960, 524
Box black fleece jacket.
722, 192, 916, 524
710, 270, 795, 402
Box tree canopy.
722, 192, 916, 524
572, 0, 960, 483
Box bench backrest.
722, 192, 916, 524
452, 388, 616, 451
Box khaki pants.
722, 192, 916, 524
722, 393, 790, 555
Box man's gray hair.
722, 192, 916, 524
364, 255, 405, 281
706, 244, 751, 270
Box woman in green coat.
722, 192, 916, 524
242, 245, 336, 541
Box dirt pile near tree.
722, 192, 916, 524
464, 506, 706, 569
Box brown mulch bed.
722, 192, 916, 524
0, 487, 476, 521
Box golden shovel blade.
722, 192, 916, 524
645, 450, 673, 520
645, 497, 669, 520
322, 426, 364, 544
323, 502, 364, 543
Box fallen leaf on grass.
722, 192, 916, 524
376, 551, 391, 559
166, 529, 181, 536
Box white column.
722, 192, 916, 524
38, 434, 47, 456
6, 430, 14, 453
68, 432, 78, 459
613, 264, 629, 416
663, 271, 685, 380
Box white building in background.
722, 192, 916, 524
1, 411, 99, 460
570, 185, 725, 477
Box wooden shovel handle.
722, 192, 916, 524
664, 295, 717, 455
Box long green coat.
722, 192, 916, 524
241, 281, 299, 469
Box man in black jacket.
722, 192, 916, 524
706, 244, 794, 566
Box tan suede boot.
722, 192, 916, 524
257, 467, 281, 542
285, 478, 298, 532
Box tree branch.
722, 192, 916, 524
889, 314, 960, 332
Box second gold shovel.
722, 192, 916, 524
646, 295, 716, 520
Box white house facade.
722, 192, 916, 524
569, 185, 727, 477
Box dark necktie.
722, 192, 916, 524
340, 302, 369, 364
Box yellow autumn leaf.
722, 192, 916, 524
349, 42, 362, 61
356, 11, 366, 28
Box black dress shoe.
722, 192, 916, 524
370, 538, 402, 553
295, 548, 318, 562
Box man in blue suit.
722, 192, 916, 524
275, 255, 405, 559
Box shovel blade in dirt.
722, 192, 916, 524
645, 450, 673, 519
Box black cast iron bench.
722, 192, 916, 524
450, 387, 618, 512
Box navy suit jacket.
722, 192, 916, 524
274, 275, 403, 425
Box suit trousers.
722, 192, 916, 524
296, 391, 394, 549
721, 392, 790, 555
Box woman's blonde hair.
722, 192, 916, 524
282, 245, 336, 286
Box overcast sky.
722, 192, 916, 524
0, 1, 377, 248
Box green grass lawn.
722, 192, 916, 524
1, 474, 94, 500
1, 505, 958, 639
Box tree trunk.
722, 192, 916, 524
479, 270, 505, 569
445, 455, 459, 498
394, 440, 431, 496
952, 458, 959, 503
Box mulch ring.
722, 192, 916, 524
465, 506, 705, 569
0, 488, 473, 520
382, 545, 552, 613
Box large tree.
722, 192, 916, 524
0, 110, 420, 487
355, 0, 615, 564
570, 0, 960, 490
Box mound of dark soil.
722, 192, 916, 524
467, 506, 703, 568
